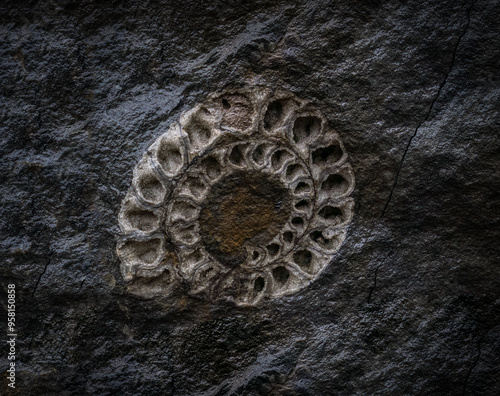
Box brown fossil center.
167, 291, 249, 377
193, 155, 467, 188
199, 171, 292, 267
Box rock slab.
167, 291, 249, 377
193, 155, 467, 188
1, 0, 499, 395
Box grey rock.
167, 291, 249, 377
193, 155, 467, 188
1, 0, 499, 395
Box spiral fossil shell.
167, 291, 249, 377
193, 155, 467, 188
117, 87, 355, 306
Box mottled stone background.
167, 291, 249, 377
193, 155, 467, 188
1, 0, 499, 394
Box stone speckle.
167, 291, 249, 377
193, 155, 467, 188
1, 0, 499, 395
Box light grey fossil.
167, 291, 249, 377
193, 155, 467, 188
117, 87, 355, 306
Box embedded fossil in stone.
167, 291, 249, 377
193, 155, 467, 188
117, 87, 355, 306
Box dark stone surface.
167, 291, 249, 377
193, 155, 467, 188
1, 0, 499, 394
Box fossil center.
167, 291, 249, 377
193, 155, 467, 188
199, 171, 292, 267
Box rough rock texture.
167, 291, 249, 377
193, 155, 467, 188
1, 0, 499, 395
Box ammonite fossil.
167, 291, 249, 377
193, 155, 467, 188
117, 87, 355, 306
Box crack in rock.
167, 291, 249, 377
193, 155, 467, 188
462, 328, 491, 395
32, 251, 53, 297
367, 265, 379, 304
381, 0, 477, 218
366, 254, 389, 304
